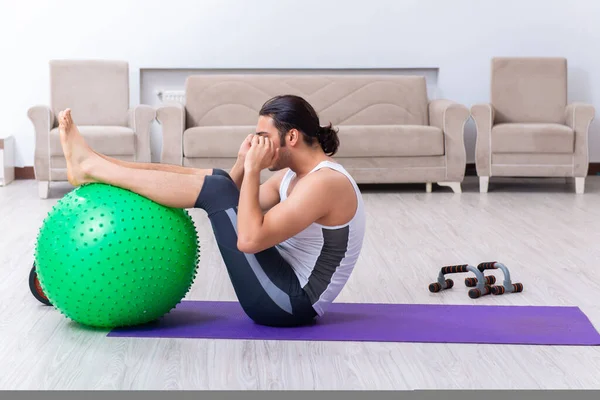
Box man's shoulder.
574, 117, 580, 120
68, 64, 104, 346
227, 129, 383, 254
298, 167, 352, 194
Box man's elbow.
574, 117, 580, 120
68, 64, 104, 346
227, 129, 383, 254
237, 237, 262, 254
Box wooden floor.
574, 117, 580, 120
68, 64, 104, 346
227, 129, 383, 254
1, 176, 600, 390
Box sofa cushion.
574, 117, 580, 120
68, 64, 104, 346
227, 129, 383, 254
335, 125, 444, 157
491, 123, 573, 154
50, 126, 135, 156
184, 74, 430, 128
184, 126, 256, 158
184, 125, 444, 158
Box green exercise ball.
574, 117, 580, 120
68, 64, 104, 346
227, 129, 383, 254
34, 183, 200, 328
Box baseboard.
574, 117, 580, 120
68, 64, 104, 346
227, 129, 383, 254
465, 163, 477, 176
11, 163, 600, 181
15, 167, 35, 180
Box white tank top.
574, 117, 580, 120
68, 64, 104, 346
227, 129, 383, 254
275, 160, 366, 316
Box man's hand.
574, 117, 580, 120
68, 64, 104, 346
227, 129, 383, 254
237, 134, 254, 161
244, 135, 279, 173
230, 134, 255, 189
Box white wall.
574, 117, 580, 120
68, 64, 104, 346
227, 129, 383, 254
2, 0, 599, 167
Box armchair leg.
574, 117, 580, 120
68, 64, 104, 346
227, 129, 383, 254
426, 183, 432, 193
437, 182, 462, 193
38, 181, 49, 199
479, 177, 489, 193
575, 177, 585, 194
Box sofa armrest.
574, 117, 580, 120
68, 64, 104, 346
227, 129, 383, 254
128, 105, 155, 163
566, 103, 595, 177
27, 105, 55, 181
429, 99, 469, 182
471, 103, 495, 177
156, 103, 185, 165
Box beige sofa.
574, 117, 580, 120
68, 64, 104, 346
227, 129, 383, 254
157, 74, 469, 193
471, 57, 595, 194
28, 60, 155, 198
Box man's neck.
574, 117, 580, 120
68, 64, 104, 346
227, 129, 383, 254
289, 151, 330, 178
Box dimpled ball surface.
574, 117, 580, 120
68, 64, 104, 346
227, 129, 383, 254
34, 183, 200, 328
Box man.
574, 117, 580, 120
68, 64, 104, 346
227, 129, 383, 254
58, 94, 366, 327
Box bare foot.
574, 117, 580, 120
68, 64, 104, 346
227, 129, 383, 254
58, 109, 98, 186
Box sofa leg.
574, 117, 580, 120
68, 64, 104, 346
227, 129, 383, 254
479, 177, 489, 193
575, 177, 585, 194
38, 181, 49, 199
437, 182, 462, 193
426, 183, 432, 193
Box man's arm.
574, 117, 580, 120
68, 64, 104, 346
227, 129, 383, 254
230, 153, 284, 211
229, 157, 245, 190
257, 169, 286, 212
236, 169, 331, 253
229, 134, 253, 190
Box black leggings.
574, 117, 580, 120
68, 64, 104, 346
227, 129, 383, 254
194, 169, 317, 327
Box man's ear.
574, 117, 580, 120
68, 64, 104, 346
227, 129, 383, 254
288, 129, 299, 146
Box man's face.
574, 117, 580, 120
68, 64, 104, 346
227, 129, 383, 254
255, 116, 290, 171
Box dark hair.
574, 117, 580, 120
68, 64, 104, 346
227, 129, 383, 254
259, 94, 339, 156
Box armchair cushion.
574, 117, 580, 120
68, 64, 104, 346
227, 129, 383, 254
491, 57, 567, 124
491, 123, 573, 153
50, 60, 129, 126
50, 126, 135, 156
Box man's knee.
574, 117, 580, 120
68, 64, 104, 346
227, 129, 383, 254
211, 168, 233, 182
194, 174, 239, 214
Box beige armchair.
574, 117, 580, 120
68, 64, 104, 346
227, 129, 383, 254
471, 57, 595, 194
28, 60, 155, 198
157, 74, 469, 192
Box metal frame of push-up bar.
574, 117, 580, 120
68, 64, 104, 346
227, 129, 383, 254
428, 261, 523, 299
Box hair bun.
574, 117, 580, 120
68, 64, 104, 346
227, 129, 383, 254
317, 123, 340, 156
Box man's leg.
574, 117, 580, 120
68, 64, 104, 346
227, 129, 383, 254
196, 170, 317, 327
59, 109, 205, 209
95, 152, 211, 176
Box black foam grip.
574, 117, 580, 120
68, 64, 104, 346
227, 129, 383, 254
491, 285, 505, 295
477, 262, 498, 271
491, 283, 523, 295
29, 264, 52, 306
441, 264, 469, 274
445, 279, 454, 289
429, 283, 442, 293
512, 283, 524, 292
464, 277, 478, 287
465, 275, 496, 287
469, 285, 491, 299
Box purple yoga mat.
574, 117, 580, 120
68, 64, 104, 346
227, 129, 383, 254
107, 300, 600, 346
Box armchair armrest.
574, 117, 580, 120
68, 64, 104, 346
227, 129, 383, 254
470, 103, 495, 177
27, 105, 55, 181
128, 105, 155, 163
156, 103, 186, 165
429, 99, 469, 182
566, 103, 595, 177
